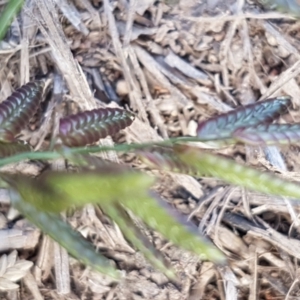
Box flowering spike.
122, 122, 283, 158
0, 141, 30, 158
197, 96, 291, 141
123, 193, 225, 264
233, 123, 300, 146
59, 108, 135, 147
0, 81, 44, 142
138, 147, 195, 174
176, 145, 300, 200
2, 169, 154, 213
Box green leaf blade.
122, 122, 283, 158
0, 0, 24, 41
9, 190, 120, 279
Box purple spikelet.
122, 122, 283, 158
0, 81, 44, 142
59, 108, 135, 147
233, 123, 300, 146
197, 96, 291, 141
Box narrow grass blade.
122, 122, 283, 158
9, 190, 120, 279
122, 192, 225, 264
0, 0, 24, 41
197, 96, 291, 141
59, 108, 135, 147
233, 123, 300, 146
176, 145, 300, 200
261, 0, 300, 16
0, 81, 44, 142
103, 203, 179, 284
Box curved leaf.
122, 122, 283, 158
233, 123, 300, 146
9, 190, 120, 279
0, 81, 44, 142
59, 108, 135, 147
197, 96, 291, 141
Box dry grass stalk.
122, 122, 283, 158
34, 0, 94, 110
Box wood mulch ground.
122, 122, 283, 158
2, 0, 300, 299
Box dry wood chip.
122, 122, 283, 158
23, 272, 44, 300
135, 0, 156, 15
281, 78, 300, 108
164, 50, 209, 83
34, 0, 95, 110
117, 22, 158, 41
0, 228, 40, 252
212, 225, 249, 258
188, 262, 216, 300
134, 44, 191, 108
0, 251, 33, 291
54, 0, 89, 35
54, 241, 71, 295
219, 266, 239, 300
